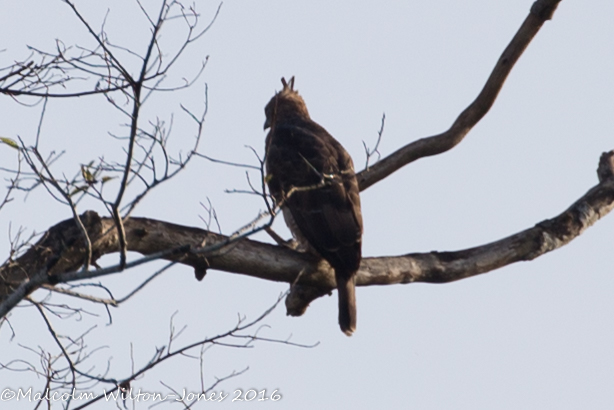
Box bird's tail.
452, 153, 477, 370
336, 272, 357, 336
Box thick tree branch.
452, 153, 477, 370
2, 0, 604, 322
356, 0, 561, 191
2, 151, 612, 319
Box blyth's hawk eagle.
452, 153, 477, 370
264, 77, 363, 335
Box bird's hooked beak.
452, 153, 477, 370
263, 117, 271, 130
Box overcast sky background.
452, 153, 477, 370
1, 0, 613, 409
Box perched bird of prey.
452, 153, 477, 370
264, 77, 363, 335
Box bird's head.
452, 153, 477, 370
264, 76, 310, 129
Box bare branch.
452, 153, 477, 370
71, 293, 315, 410
363, 112, 385, 170
2, 150, 612, 319
356, 0, 562, 191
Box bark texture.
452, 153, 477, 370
2, 151, 612, 317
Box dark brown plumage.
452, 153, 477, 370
264, 77, 363, 336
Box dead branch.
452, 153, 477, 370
2, 150, 612, 318
356, 0, 562, 191
66, 293, 315, 410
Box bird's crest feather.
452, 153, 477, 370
281, 76, 295, 91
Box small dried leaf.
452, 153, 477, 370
0, 137, 19, 150
81, 165, 95, 184
69, 186, 88, 196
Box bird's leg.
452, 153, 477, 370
264, 226, 300, 250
